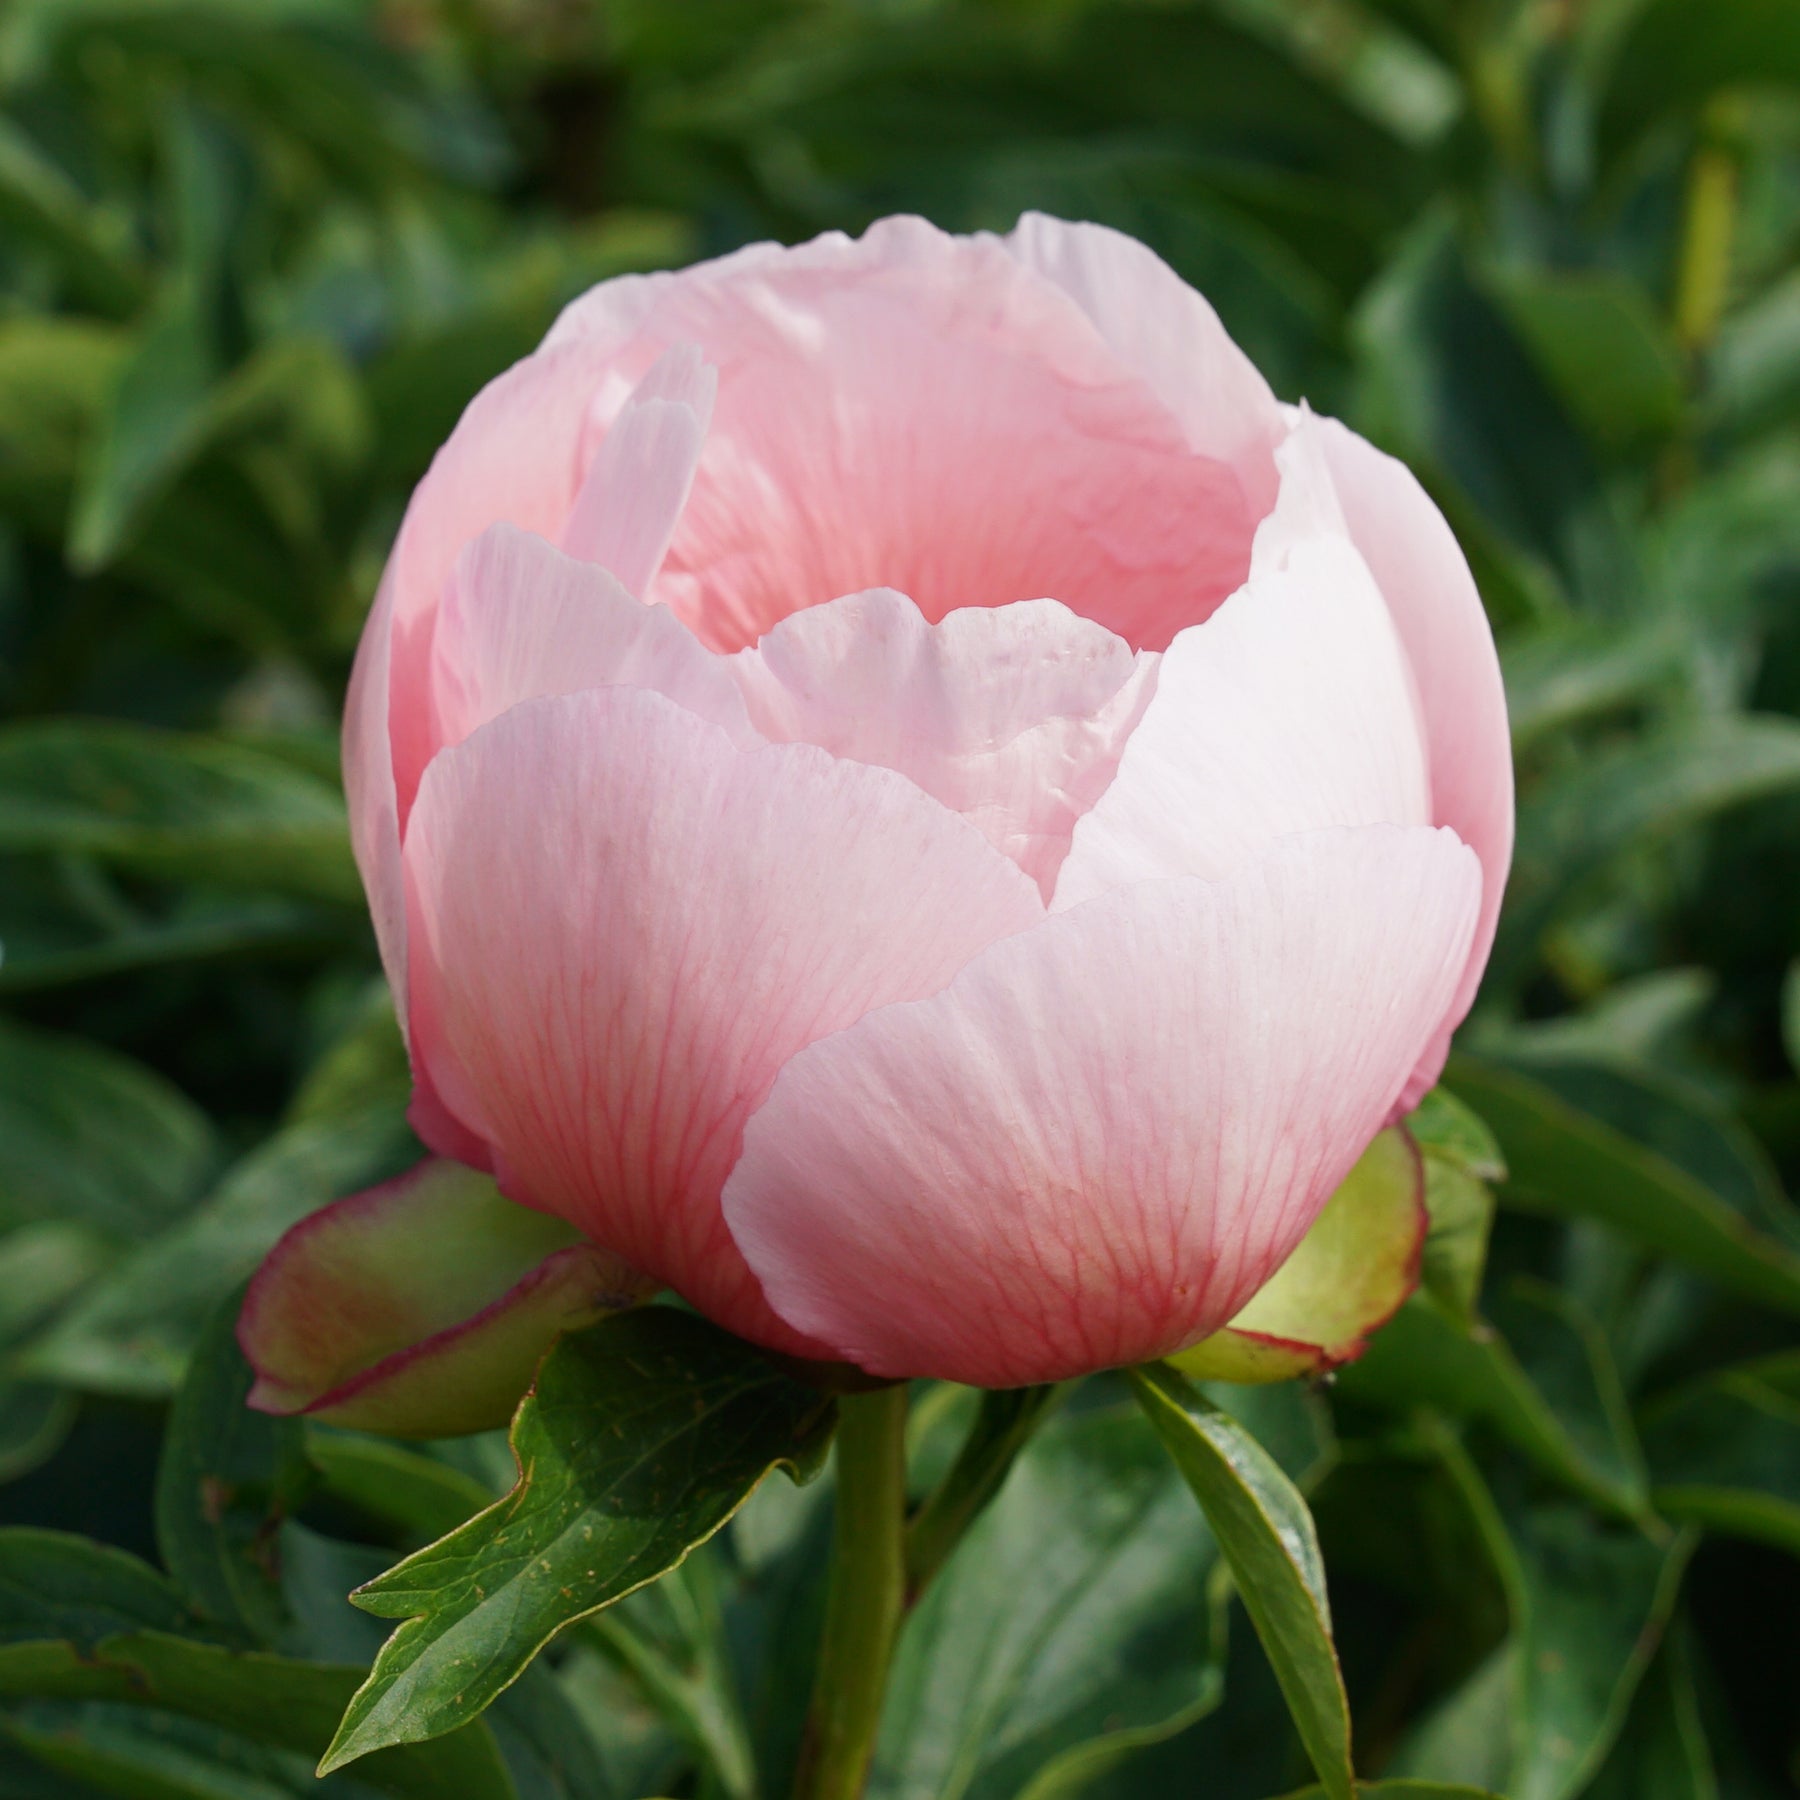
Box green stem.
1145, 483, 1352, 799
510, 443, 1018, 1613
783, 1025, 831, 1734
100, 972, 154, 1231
792, 1384, 909, 1800
1672, 110, 1741, 356
904, 1384, 1065, 1599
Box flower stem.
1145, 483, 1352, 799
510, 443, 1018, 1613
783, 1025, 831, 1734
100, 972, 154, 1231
792, 1384, 909, 1800
904, 1384, 1065, 1599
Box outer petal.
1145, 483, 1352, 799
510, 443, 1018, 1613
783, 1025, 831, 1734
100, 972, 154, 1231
1054, 427, 1431, 911
733, 588, 1154, 894
1315, 417, 1514, 1101
1005, 211, 1285, 516
238, 1160, 649, 1437
403, 686, 1045, 1354
431, 523, 754, 754
724, 825, 1481, 1385
342, 561, 408, 1028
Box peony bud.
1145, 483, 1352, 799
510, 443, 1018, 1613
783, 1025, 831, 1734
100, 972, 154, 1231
248, 214, 1511, 1402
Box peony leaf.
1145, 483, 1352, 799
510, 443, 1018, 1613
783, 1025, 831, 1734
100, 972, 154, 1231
0, 1530, 517, 1798
1129, 1362, 1354, 1800
871, 1402, 1228, 1800
1447, 1056, 1800, 1315
154, 1299, 312, 1642
1270, 1784, 1504, 1799
319, 1308, 836, 1775
238, 1157, 650, 1438
1642, 1366, 1800, 1557
1340, 1280, 1649, 1520
1171, 1127, 1424, 1383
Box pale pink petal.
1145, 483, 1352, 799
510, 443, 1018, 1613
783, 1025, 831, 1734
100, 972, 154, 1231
732, 589, 1155, 894
1314, 417, 1514, 1102
723, 825, 1481, 1386
561, 343, 717, 597
380, 336, 635, 825
239, 1159, 648, 1437
1005, 211, 1285, 516
342, 562, 408, 1028
1055, 424, 1431, 911
403, 686, 1045, 1354
609, 217, 1253, 652
431, 523, 754, 754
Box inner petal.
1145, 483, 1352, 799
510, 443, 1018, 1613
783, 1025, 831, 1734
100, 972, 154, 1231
733, 589, 1155, 895
586, 232, 1256, 653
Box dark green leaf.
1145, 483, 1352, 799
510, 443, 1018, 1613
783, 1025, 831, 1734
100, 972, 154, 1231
1489, 267, 1685, 452
871, 1404, 1224, 1800
1129, 1364, 1353, 1800
1340, 1282, 1648, 1518
1642, 1369, 1800, 1556
1495, 718, 1800, 988
1582, 1628, 1718, 1800
1272, 1783, 1504, 1799
0, 1531, 189, 1650
1447, 1057, 1800, 1316
0, 1017, 217, 1239
1600, 0, 1800, 155
320, 1309, 835, 1773
21, 1103, 417, 1396
0, 1628, 518, 1800
0, 723, 359, 903
303, 1431, 495, 1546
155, 1301, 313, 1645
1505, 1509, 1695, 1800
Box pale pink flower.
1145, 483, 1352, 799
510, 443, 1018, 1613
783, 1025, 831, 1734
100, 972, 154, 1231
258, 215, 1511, 1396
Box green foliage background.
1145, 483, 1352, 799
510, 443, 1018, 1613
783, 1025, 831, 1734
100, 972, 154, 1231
2, 0, 1799, 1795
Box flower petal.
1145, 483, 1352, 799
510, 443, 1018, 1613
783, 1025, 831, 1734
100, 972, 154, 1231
1054, 425, 1431, 911
431, 522, 754, 754
732, 588, 1154, 893
1169, 1125, 1425, 1383
1314, 417, 1514, 1102
724, 824, 1481, 1385
403, 686, 1044, 1353
1005, 211, 1285, 514
560, 342, 717, 597
342, 562, 409, 1028
594, 217, 1253, 652
238, 1159, 648, 1437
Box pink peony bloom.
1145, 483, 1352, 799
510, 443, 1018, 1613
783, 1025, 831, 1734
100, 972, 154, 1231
315, 214, 1511, 1390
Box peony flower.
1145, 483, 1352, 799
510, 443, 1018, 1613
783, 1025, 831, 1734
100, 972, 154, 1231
242, 214, 1511, 1411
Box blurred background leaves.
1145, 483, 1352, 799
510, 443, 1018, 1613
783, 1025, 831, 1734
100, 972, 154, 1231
2, 0, 1799, 1794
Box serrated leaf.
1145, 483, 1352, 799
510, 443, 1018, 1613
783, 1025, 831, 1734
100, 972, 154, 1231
1128, 1363, 1353, 1800
320, 1309, 835, 1774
